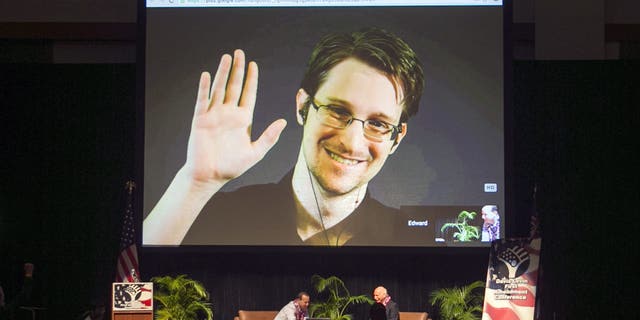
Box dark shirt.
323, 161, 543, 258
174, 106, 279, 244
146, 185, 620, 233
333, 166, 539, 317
183, 171, 425, 246
370, 303, 387, 320
385, 300, 399, 320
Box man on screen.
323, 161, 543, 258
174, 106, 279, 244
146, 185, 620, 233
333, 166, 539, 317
143, 27, 425, 246
481, 205, 500, 242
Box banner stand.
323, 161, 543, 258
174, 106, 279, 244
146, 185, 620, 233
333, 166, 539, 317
482, 238, 541, 320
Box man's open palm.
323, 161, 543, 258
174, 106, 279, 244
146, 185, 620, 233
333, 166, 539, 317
185, 49, 287, 185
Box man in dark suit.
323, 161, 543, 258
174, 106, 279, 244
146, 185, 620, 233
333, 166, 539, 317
372, 286, 398, 320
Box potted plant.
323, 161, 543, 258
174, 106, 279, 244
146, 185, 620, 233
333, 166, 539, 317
309, 275, 373, 320
151, 274, 214, 320
440, 211, 480, 242
429, 280, 484, 320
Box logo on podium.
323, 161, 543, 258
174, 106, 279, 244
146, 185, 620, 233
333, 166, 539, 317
112, 282, 154, 311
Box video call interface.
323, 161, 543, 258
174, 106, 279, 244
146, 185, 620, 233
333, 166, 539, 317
142, 0, 506, 247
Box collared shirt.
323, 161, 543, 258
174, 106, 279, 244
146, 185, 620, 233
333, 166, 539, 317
482, 220, 500, 242
274, 300, 308, 320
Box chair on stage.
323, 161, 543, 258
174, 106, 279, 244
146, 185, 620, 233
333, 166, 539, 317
399, 311, 430, 320
234, 310, 279, 320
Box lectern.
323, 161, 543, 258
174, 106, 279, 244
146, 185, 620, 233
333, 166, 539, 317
111, 282, 153, 320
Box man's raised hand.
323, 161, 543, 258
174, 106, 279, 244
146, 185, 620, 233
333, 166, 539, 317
186, 49, 287, 187
143, 50, 287, 245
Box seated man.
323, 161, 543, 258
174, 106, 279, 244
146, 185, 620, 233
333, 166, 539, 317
372, 286, 398, 320
274, 292, 310, 320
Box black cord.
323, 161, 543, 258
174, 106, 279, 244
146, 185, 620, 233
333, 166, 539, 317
307, 166, 332, 246
306, 165, 362, 247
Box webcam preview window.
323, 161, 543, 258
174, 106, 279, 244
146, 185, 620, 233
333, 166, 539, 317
142, 0, 505, 247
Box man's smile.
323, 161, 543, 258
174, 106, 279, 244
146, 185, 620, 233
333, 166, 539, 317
328, 151, 358, 165
325, 148, 366, 166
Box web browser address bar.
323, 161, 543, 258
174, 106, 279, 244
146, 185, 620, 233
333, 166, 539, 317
146, 0, 503, 8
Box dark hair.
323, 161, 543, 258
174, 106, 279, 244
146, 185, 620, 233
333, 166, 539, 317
296, 291, 310, 299
300, 27, 424, 123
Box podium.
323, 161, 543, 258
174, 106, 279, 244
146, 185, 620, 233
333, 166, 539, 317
111, 282, 153, 320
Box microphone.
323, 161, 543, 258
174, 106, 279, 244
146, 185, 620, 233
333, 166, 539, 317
130, 269, 139, 282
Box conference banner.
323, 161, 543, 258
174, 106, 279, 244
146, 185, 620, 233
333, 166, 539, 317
482, 237, 541, 320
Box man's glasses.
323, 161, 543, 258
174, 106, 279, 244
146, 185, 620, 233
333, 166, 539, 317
309, 98, 402, 142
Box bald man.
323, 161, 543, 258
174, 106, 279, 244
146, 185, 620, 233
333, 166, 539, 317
372, 286, 398, 320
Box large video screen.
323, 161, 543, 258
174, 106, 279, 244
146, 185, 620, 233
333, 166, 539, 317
142, 0, 506, 247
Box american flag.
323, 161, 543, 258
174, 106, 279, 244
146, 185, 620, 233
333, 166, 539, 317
115, 181, 140, 283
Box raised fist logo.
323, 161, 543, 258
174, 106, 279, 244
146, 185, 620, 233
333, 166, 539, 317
490, 240, 531, 281
497, 245, 529, 278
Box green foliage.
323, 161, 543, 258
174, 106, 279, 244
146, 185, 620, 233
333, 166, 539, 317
429, 281, 485, 320
440, 211, 480, 241
309, 275, 373, 320
151, 274, 214, 320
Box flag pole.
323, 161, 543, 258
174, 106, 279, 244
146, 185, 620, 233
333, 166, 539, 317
115, 180, 140, 283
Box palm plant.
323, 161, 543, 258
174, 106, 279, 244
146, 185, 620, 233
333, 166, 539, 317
309, 275, 373, 320
440, 211, 480, 241
151, 274, 213, 320
429, 280, 484, 320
